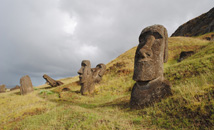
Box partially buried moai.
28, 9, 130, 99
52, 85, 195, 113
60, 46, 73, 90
20, 75, 34, 95
130, 25, 172, 109
78, 60, 106, 95
43, 74, 64, 87
92, 63, 106, 83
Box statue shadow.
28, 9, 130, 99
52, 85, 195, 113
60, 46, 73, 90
99, 96, 130, 110
44, 90, 130, 110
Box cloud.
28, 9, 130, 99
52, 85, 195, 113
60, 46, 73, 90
0, 0, 213, 87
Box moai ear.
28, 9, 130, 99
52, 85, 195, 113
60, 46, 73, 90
163, 28, 168, 63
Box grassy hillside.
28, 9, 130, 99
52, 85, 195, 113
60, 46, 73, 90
0, 35, 214, 130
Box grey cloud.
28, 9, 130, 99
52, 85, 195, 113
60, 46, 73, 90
0, 0, 213, 87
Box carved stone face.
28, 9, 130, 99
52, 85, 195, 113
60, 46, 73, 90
92, 63, 106, 83
77, 60, 92, 84
133, 25, 168, 81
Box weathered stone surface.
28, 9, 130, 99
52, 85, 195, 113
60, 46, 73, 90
92, 63, 106, 83
131, 78, 172, 109
133, 25, 168, 81
178, 51, 194, 62
43, 74, 63, 87
0, 84, 6, 93
78, 60, 106, 95
171, 7, 214, 37
10, 85, 20, 91
131, 25, 172, 109
78, 60, 94, 95
20, 75, 34, 95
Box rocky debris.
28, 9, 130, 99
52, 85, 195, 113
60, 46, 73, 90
171, 7, 214, 37
203, 34, 214, 41
178, 51, 194, 62
0, 84, 6, 93
131, 25, 172, 109
43, 74, 64, 87
20, 75, 34, 95
10, 85, 20, 91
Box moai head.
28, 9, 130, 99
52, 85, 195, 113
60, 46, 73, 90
92, 63, 106, 83
133, 25, 168, 81
77, 60, 92, 84
43, 74, 49, 80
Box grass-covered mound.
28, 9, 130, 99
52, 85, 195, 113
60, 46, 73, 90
0, 36, 213, 130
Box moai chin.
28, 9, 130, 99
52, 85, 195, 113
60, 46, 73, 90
78, 60, 106, 95
130, 25, 172, 109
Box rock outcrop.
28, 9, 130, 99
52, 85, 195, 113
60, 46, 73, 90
171, 7, 214, 37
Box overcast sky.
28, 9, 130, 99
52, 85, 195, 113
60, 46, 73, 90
0, 0, 213, 87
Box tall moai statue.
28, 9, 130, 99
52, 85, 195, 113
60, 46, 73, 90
20, 75, 34, 95
130, 25, 172, 109
43, 74, 64, 87
78, 60, 94, 95
78, 60, 106, 95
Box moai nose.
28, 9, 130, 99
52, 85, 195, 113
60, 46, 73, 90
139, 35, 155, 59
77, 67, 83, 75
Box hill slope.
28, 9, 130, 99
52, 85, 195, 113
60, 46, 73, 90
171, 7, 214, 37
0, 36, 214, 129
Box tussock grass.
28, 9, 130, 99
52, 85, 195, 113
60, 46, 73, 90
0, 37, 214, 129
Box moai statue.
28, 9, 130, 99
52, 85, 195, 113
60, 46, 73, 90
92, 63, 106, 83
78, 60, 106, 95
43, 74, 64, 87
20, 75, 34, 95
78, 60, 94, 95
0, 84, 6, 93
130, 25, 172, 109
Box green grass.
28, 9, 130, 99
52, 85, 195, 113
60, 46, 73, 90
0, 37, 214, 130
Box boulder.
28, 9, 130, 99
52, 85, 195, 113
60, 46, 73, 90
178, 51, 194, 62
